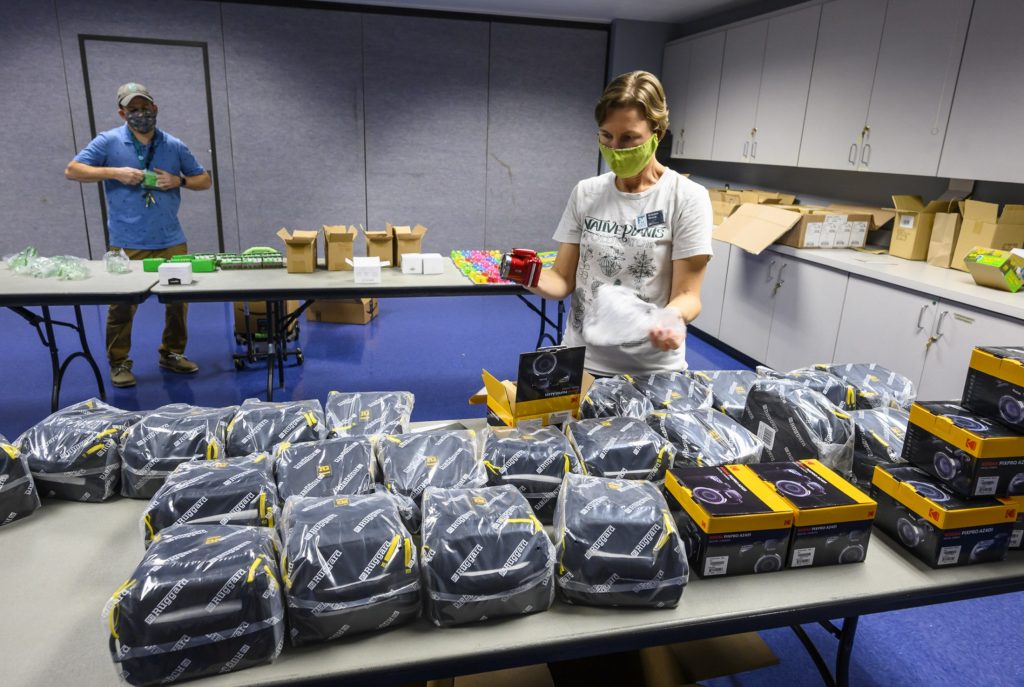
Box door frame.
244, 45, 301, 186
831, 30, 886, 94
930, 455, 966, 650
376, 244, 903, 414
78, 34, 225, 252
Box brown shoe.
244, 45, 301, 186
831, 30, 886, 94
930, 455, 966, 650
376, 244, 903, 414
111, 362, 136, 388
159, 352, 199, 374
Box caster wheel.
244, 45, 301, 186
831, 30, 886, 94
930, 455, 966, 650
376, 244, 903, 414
296, 351, 304, 365
234, 359, 245, 371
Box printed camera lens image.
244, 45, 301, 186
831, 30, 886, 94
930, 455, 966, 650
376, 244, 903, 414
999, 395, 1024, 425
897, 516, 925, 548
940, 414, 988, 433
932, 451, 963, 481
906, 480, 950, 503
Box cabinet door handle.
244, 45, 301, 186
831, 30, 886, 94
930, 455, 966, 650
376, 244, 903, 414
751, 141, 758, 159
934, 310, 949, 341
772, 263, 787, 296
848, 143, 858, 165
743, 141, 750, 158
860, 143, 871, 167
915, 304, 929, 332
767, 259, 777, 282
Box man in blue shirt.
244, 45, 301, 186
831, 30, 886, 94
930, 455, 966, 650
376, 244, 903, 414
66, 82, 212, 388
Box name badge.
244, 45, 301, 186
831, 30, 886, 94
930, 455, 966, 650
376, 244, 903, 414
636, 210, 665, 229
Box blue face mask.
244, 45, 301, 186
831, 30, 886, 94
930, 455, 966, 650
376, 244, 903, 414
126, 110, 157, 134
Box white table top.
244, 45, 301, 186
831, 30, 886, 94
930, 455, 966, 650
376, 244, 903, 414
0, 262, 157, 306
3, 417, 1023, 687
765, 245, 1024, 321
152, 258, 522, 303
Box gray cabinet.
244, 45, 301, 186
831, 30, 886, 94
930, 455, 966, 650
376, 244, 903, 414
938, 0, 1024, 183
694, 239, 732, 339
665, 31, 725, 161
718, 248, 778, 361
662, 41, 692, 158
711, 21, 767, 164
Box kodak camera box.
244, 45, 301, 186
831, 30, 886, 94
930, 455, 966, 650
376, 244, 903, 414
962, 346, 1024, 433
902, 401, 1024, 498
1004, 495, 1024, 550
747, 460, 876, 568
870, 465, 1016, 568
470, 346, 591, 428
665, 465, 793, 578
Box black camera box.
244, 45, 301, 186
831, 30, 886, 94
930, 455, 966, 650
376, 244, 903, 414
747, 460, 876, 568
962, 346, 1024, 432
902, 401, 1024, 497
664, 465, 793, 577
870, 465, 1017, 568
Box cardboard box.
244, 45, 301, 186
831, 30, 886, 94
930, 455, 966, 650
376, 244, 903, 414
1005, 496, 1024, 549
277, 228, 319, 273
963, 247, 1024, 292
322, 225, 358, 271
401, 253, 424, 274
305, 298, 377, 325
747, 460, 876, 568
639, 634, 779, 686
420, 253, 445, 275
713, 204, 871, 254
391, 223, 428, 267
826, 205, 896, 233
708, 188, 795, 227
347, 256, 388, 284
158, 261, 192, 285
870, 465, 1016, 568
962, 346, 1024, 433
233, 300, 301, 336
426, 664, 554, 687
664, 465, 794, 577
951, 201, 1024, 272
889, 196, 954, 260
469, 346, 590, 427
902, 401, 1024, 498
364, 226, 395, 262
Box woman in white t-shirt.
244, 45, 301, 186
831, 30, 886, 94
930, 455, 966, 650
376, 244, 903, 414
522, 71, 713, 376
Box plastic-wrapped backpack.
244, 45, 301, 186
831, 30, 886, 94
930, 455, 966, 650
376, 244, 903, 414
103, 525, 284, 687
849, 407, 910, 489
819, 363, 916, 410
0, 435, 40, 527
279, 494, 420, 645
566, 417, 676, 482
624, 371, 713, 412
555, 473, 687, 607
688, 369, 759, 421
757, 366, 864, 411
119, 403, 237, 499
420, 485, 555, 626
141, 454, 278, 547
647, 409, 763, 467
17, 398, 141, 502
741, 378, 855, 477
481, 425, 582, 524
579, 377, 654, 420
325, 390, 415, 437
224, 398, 325, 457
273, 436, 376, 500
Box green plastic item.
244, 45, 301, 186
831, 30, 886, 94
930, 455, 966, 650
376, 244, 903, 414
242, 246, 281, 256
170, 254, 195, 262
142, 170, 159, 189
191, 258, 217, 273
193, 253, 217, 262
143, 258, 166, 272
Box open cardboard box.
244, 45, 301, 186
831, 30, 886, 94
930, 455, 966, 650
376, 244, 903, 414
277, 228, 319, 273
364, 225, 395, 262
889, 180, 972, 261
963, 247, 1024, 292
391, 223, 429, 267
951, 200, 1024, 272
708, 188, 795, 226
713, 204, 872, 254
306, 298, 379, 323
323, 225, 358, 271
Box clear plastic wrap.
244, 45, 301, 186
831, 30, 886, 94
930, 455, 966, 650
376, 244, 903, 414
103, 525, 284, 686
279, 494, 420, 645
141, 454, 278, 547
849, 407, 910, 489
273, 436, 376, 500
17, 398, 141, 502
420, 485, 555, 626
0, 436, 40, 527
624, 371, 713, 412
119, 404, 237, 499
582, 284, 685, 346
688, 369, 758, 421
5, 246, 38, 272
105, 248, 132, 274
579, 376, 655, 420
820, 363, 917, 410
741, 378, 855, 477
224, 398, 325, 456
481, 425, 583, 524
325, 390, 415, 437
554, 472, 687, 608
647, 409, 763, 467
566, 417, 676, 482
377, 429, 484, 532
53, 255, 91, 280
757, 366, 862, 411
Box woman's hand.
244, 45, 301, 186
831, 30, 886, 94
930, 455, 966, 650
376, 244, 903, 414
649, 322, 687, 351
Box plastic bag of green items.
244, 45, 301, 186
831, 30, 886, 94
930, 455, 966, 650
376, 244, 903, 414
5, 247, 90, 280
49, 256, 91, 280
6, 246, 39, 273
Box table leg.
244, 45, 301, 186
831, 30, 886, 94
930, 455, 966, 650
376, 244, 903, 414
275, 301, 286, 389
72, 306, 106, 402
834, 617, 859, 687
265, 300, 276, 401
789, 616, 860, 687
516, 295, 565, 349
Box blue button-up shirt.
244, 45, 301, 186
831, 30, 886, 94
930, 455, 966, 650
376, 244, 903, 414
74, 124, 205, 249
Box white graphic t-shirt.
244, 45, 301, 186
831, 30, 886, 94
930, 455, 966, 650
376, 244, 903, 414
552, 169, 713, 375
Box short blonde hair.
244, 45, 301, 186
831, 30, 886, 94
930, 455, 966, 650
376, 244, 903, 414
595, 71, 669, 139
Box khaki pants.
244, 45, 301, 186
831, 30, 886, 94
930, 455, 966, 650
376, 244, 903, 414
107, 244, 189, 366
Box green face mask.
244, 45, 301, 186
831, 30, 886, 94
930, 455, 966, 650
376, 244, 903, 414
599, 134, 659, 179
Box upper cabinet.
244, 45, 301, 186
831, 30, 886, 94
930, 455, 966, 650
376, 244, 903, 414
663, 31, 725, 160
662, 40, 691, 158
938, 0, 1024, 183
711, 21, 767, 164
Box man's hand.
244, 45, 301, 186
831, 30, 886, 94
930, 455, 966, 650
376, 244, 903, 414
153, 168, 180, 191
112, 167, 145, 185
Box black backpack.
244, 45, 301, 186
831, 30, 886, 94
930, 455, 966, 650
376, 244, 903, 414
482, 425, 583, 523
325, 391, 415, 437
18, 398, 141, 502
0, 436, 39, 527
624, 371, 713, 412
280, 493, 421, 645
688, 369, 758, 421
225, 399, 325, 457
647, 409, 763, 467
142, 454, 278, 547
580, 377, 654, 419
567, 417, 676, 482
421, 485, 555, 627
555, 473, 687, 608
849, 407, 910, 489
103, 524, 284, 686
120, 404, 236, 499
274, 436, 376, 500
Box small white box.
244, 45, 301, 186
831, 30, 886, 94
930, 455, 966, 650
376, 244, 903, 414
420, 253, 444, 275
401, 253, 424, 274
346, 256, 388, 284
158, 261, 193, 286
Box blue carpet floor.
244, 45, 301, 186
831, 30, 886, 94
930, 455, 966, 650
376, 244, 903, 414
2, 296, 1022, 686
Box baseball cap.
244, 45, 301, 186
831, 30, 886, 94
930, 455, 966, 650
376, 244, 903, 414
116, 82, 154, 108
